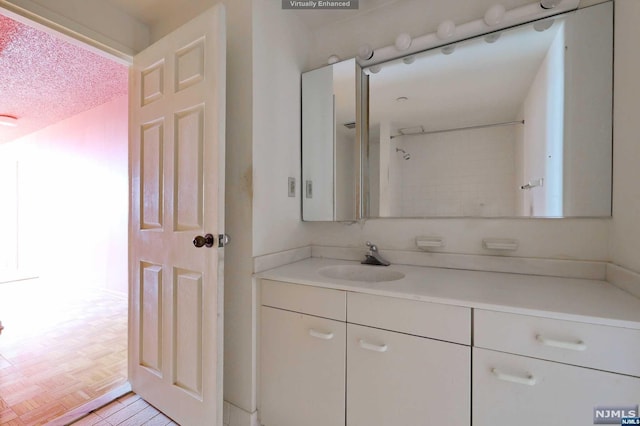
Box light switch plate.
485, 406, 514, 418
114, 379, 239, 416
305, 180, 313, 198
288, 177, 295, 197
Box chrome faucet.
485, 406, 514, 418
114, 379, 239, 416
361, 241, 390, 266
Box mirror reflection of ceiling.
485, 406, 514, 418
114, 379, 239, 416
0, 13, 128, 143
333, 60, 357, 139
368, 17, 562, 134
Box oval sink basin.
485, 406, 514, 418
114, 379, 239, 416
318, 265, 405, 282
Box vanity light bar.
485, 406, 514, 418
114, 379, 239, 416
359, 0, 580, 72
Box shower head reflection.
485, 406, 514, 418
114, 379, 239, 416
395, 147, 411, 160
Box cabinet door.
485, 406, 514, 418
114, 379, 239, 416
347, 324, 470, 426
260, 307, 346, 426
473, 348, 640, 426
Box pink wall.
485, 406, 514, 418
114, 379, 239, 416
0, 95, 128, 294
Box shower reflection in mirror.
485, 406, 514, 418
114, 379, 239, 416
365, 2, 612, 218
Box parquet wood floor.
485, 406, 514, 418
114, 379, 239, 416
0, 280, 128, 426
69, 393, 176, 426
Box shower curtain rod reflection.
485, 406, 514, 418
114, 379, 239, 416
390, 119, 525, 139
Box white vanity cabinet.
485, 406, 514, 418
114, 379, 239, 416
257, 259, 640, 426
260, 307, 346, 426
259, 280, 346, 426
347, 324, 470, 425
258, 272, 640, 426
346, 293, 471, 426
259, 280, 472, 426
473, 310, 640, 426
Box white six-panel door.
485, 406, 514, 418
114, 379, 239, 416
129, 5, 226, 425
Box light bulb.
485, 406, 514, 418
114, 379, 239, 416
441, 45, 456, 55
540, 0, 561, 9
395, 33, 412, 51
402, 56, 415, 64
327, 54, 340, 64
484, 33, 501, 43
358, 44, 374, 60
484, 4, 506, 26
437, 20, 456, 40
533, 19, 554, 32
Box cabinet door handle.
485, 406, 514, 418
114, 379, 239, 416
536, 334, 586, 351
491, 368, 537, 386
358, 339, 388, 353
308, 329, 334, 340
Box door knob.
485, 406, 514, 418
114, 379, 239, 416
193, 234, 215, 248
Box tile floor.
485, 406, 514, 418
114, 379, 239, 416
69, 393, 176, 426
0, 279, 128, 425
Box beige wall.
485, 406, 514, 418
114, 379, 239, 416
610, 0, 640, 272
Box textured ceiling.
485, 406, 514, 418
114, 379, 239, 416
0, 13, 128, 143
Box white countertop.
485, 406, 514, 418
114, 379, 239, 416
256, 258, 640, 329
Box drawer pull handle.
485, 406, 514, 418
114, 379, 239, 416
491, 368, 537, 386
358, 339, 388, 353
308, 329, 334, 340
536, 334, 586, 351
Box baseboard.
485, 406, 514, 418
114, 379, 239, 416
0, 270, 39, 284
223, 401, 260, 426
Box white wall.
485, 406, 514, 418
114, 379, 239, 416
0, 96, 129, 294
216, 0, 256, 415
252, 0, 312, 257
610, 0, 640, 273
0, 159, 19, 275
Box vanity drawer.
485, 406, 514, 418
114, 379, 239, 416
347, 292, 471, 345
261, 279, 346, 321
473, 348, 640, 426
474, 310, 640, 377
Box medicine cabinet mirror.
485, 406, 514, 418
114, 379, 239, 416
302, 58, 361, 221
364, 2, 612, 218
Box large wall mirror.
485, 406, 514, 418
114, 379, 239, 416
364, 2, 612, 218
